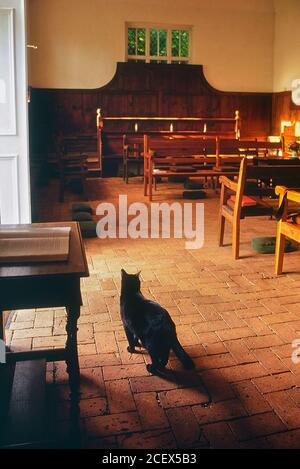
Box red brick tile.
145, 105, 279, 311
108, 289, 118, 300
94, 331, 118, 354
244, 317, 272, 336
106, 379, 136, 413
266, 429, 300, 449
193, 399, 247, 425
79, 353, 120, 368
254, 349, 288, 374
194, 353, 236, 371
85, 412, 141, 437
217, 327, 255, 341
159, 386, 209, 408
217, 362, 268, 383
265, 391, 300, 430
231, 380, 271, 415
224, 339, 256, 364
229, 412, 286, 441
130, 375, 179, 393
253, 372, 298, 394
103, 364, 148, 381
202, 422, 240, 449
134, 393, 169, 430
243, 334, 283, 350
193, 320, 229, 334
117, 429, 176, 449
167, 407, 205, 448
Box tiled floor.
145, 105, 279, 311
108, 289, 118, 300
7, 177, 300, 448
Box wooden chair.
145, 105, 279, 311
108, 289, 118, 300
275, 186, 300, 274
122, 134, 144, 183
58, 137, 88, 202
218, 158, 300, 259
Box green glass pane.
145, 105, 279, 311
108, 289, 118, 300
180, 30, 189, 57
150, 59, 167, 64
137, 28, 146, 55
128, 28, 136, 55
159, 29, 167, 56
172, 30, 179, 57
150, 29, 158, 56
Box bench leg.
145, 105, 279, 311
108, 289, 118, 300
275, 230, 285, 275
149, 176, 153, 201
144, 172, 148, 196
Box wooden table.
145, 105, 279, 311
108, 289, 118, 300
0, 222, 89, 424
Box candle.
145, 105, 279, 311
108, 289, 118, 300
203, 123, 207, 133
134, 123, 138, 132
170, 123, 174, 133
96, 108, 101, 128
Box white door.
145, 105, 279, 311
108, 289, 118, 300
0, 0, 31, 224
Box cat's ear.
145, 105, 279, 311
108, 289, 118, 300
137, 271, 141, 277
121, 269, 127, 277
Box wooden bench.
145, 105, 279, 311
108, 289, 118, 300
215, 138, 283, 168
144, 134, 226, 200
218, 158, 300, 259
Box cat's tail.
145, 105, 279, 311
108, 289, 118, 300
172, 337, 195, 370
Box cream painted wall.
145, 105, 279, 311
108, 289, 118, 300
273, 0, 300, 92
27, 0, 275, 92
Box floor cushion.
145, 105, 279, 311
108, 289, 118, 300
252, 236, 298, 254
182, 190, 206, 199
184, 180, 204, 190
79, 221, 97, 238
72, 202, 93, 214
72, 211, 93, 221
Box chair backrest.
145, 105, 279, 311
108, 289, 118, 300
123, 134, 144, 159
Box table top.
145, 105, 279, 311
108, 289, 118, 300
0, 222, 89, 280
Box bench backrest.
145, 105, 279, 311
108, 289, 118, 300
144, 134, 217, 160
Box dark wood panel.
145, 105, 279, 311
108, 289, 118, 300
29, 62, 273, 173
272, 91, 300, 135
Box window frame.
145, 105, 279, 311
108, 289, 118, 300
125, 22, 192, 64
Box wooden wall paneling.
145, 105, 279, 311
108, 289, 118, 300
29, 63, 274, 174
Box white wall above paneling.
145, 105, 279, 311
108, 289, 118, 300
27, 0, 275, 92
0, 154, 20, 224
0, 8, 16, 135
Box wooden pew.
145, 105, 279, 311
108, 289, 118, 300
144, 134, 240, 201
216, 138, 283, 168
218, 158, 300, 259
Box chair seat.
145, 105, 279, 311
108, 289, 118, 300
223, 202, 273, 219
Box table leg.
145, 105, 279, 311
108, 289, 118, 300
65, 303, 81, 444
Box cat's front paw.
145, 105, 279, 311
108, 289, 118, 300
127, 345, 136, 353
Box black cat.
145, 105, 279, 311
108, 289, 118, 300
120, 269, 195, 374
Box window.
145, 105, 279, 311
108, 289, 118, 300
126, 23, 191, 64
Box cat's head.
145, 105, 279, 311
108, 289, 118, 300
121, 269, 141, 293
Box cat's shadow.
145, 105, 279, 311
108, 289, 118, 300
151, 366, 212, 407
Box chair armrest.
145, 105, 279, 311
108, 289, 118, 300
219, 176, 238, 192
